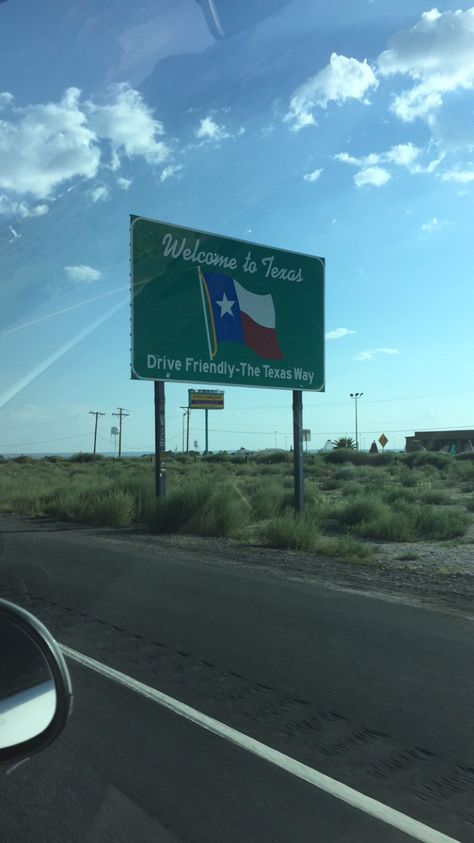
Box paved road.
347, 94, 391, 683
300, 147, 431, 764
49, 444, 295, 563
1, 515, 473, 841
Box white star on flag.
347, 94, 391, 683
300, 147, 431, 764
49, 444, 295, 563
216, 292, 235, 317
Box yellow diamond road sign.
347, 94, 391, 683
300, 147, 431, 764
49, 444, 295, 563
379, 433, 388, 448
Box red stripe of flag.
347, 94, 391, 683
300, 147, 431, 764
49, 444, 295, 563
241, 313, 282, 360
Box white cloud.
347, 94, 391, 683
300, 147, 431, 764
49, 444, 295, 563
160, 164, 184, 182
195, 116, 230, 142
385, 142, 419, 167
354, 348, 399, 361
0, 84, 169, 200
336, 143, 422, 172
285, 53, 378, 131
88, 185, 109, 202
0, 88, 100, 198
85, 83, 169, 165
64, 265, 102, 284
26, 203, 49, 217
420, 216, 448, 233
377, 8, 474, 123
440, 167, 474, 183
0, 195, 49, 217
335, 141, 441, 186
354, 166, 391, 187
0, 92, 14, 109
117, 176, 132, 190
325, 327, 356, 340
303, 168, 323, 182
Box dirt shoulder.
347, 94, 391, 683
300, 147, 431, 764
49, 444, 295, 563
120, 530, 474, 617
1, 513, 473, 617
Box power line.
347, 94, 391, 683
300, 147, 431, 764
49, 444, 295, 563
218, 388, 474, 411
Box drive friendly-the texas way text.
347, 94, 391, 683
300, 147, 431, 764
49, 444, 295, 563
146, 355, 315, 385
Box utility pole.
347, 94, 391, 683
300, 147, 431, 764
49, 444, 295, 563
112, 407, 130, 458
89, 411, 105, 455
350, 392, 363, 450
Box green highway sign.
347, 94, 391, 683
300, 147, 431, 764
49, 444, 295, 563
131, 217, 325, 391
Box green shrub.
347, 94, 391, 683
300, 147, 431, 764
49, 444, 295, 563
315, 536, 373, 562
325, 448, 367, 465
338, 495, 389, 527
455, 451, 474, 461
255, 450, 291, 464
335, 464, 357, 481
244, 480, 287, 519
354, 510, 414, 541
203, 451, 230, 463
382, 487, 417, 505
42, 487, 135, 526
464, 496, 474, 512
418, 489, 453, 505
68, 452, 105, 463
341, 482, 365, 498
318, 477, 342, 491
190, 487, 249, 537
260, 512, 320, 551
399, 470, 418, 488
402, 451, 451, 470
8, 491, 44, 516
369, 451, 398, 466
147, 480, 248, 538
412, 505, 469, 539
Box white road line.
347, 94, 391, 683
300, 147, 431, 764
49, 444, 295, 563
61, 644, 461, 843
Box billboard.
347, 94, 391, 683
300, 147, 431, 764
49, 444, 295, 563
189, 389, 224, 410
131, 217, 325, 391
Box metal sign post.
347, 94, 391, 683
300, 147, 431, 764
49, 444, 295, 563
188, 389, 224, 454
154, 381, 166, 498
293, 391, 304, 513
302, 428, 311, 454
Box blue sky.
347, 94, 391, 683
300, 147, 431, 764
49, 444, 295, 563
0, 0, 473, 454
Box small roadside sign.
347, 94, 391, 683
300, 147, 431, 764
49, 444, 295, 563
378, 433, 388, 449
189, 389, 224, 410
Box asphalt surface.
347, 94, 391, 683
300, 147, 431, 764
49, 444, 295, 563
1, 514, 473, 842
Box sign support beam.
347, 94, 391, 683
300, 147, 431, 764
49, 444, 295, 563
205, 409, 209, 455
293, 390, 304, 513
154, 380, 166, 499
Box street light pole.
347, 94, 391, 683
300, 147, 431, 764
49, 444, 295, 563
350, 392, 364, 450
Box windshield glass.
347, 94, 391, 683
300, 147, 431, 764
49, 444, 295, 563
1, 3, 473, 842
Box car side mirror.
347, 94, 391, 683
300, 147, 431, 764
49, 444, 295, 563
0, 599, 72, 763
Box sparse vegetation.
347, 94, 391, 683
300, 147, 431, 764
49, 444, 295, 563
0, 450, 472, 562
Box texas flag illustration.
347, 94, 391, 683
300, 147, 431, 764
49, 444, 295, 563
199, 269, 282, 360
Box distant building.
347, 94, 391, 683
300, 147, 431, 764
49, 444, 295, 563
405, 430, 474, 453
